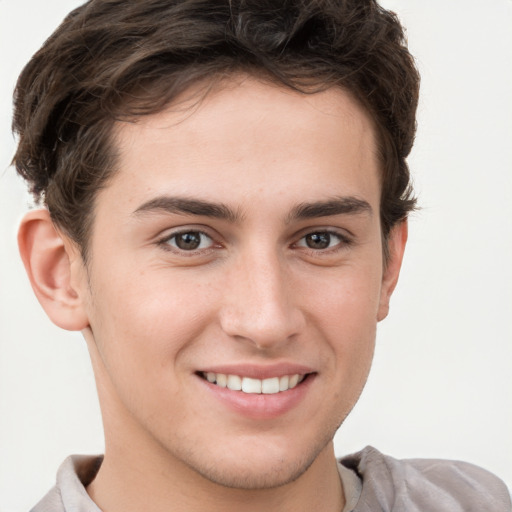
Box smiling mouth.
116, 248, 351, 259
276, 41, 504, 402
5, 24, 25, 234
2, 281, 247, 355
199, 372, 308, 394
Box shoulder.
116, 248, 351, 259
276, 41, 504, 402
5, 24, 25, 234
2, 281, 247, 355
340, 446, 511, 512
30, 485, 65, 512
30, 455, 103, 512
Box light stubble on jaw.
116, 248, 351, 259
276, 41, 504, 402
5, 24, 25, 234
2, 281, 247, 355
174, 434, 336, 491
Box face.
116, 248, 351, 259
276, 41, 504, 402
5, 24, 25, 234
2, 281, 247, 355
76, 77, 403, 489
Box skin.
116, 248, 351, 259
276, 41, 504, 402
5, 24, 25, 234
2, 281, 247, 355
19, 76, 407, 512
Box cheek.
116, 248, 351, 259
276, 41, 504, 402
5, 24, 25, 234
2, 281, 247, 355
84, 270, 216, 428
303, 261, 382, 334
85, 265, 217, 383
301, 264, 381, 383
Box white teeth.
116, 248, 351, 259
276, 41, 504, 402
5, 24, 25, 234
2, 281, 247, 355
216, 373, 227, 388
279, 375, 289, 391
289, 374, 299, 389
227, 374, 242, 391
261, 377, 280, 394
203, 372, 305, 394
242, 377, 261, 394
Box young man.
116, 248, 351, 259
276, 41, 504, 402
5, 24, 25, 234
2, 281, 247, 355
10, 0, 511, 511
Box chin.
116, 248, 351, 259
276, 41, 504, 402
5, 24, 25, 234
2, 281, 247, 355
191, 452, 317, 490
174, 429, 335, 491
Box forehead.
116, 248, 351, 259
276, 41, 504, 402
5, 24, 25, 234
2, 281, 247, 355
116, 77, 376, 154
105, 77, 380, 214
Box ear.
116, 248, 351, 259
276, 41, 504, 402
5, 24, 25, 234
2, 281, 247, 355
18, 209, 89, 331
377, 220, 408, 322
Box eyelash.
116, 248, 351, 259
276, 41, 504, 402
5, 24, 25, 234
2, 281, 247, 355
294, 230, 353, 253
157, 229, 216, 254
156, 228, 352, 255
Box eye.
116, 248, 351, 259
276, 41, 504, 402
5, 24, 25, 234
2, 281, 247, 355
164, 231, 214, 251
296, 231, 345, 250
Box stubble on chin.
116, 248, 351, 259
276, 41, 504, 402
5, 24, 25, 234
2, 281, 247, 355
170, 426, 339, 491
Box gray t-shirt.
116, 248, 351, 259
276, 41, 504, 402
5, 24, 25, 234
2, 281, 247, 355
30, 446, 512, 512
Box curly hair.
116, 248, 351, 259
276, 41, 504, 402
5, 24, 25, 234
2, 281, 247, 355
12, 0, 419, 260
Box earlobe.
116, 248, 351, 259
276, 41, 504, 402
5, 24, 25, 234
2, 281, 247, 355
18, 209, 89, 331
377, 221, 408, 322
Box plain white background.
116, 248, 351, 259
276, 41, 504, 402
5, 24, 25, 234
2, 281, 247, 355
1, 1, 511, 510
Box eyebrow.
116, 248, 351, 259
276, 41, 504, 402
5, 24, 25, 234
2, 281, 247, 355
133, 196, 242, 222
133, 194, 372, 224
287, 196, 373, 222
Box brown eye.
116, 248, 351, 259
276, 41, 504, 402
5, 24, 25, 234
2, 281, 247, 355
166, 231, 213, 251
297, 231, 345, 251
305, 232, 331, 249
175, 232, 201, 250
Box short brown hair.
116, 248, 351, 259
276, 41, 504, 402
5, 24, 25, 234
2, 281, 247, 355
12, 0, 419, 260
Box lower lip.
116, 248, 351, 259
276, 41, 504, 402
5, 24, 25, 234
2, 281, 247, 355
198, 374, 315, 420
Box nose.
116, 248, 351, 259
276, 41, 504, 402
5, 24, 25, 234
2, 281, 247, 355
219, 249, 306, 350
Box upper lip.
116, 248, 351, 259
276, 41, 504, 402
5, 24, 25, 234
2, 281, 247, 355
196, 363, 315, 380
